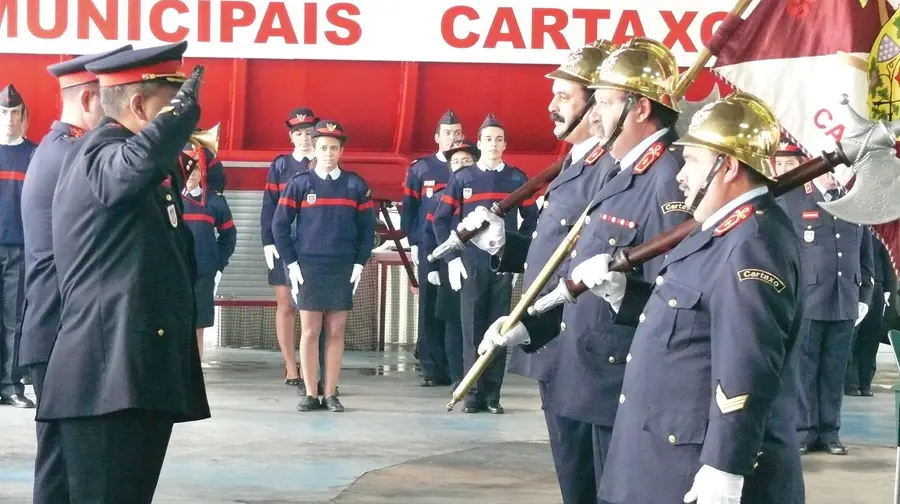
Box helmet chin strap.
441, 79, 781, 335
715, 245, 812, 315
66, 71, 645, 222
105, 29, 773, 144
686, 154, 726, 215
600, 93, 637, 152
557, 93, 596, 141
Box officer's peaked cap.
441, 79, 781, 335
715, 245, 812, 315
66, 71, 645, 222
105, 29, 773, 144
48, 44, 133, 89
85, 41, 188, 88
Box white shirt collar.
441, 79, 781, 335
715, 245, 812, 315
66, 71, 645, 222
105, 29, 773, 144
292, 149, 315, 163
477, 160, 505, 172
812, 178, 841, 200
619, 128, 668, 170
314, 166, 341, 180
436, 151, 447, 163
701, 186, 769, 231
569, 136, 601, 164
0, 136, 23, 146
188, 186, 203, 197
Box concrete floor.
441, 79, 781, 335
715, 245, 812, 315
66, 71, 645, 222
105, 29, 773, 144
0, 346, 897, 503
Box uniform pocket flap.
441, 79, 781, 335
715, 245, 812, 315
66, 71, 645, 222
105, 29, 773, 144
593, 222, 639, 248
643, 407, 708, 445
542, 201, 582, 228
654, 279, 701, 310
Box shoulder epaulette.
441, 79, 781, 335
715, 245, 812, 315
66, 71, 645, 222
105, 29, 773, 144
713, 204, 754, 237
632, 141, 666, 175
804, 182, 813, 194
585, 144, 606, 165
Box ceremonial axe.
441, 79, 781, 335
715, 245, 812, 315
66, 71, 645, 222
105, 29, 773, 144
530, 95, 900, 314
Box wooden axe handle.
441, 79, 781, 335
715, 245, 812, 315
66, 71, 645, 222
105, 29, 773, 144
564, 149, 848, 296
455, 158, 564, 242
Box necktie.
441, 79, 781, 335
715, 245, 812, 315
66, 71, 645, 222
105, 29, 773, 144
605, 160, 621, 183
826, 189, 841, 201
561, 152, 574, 172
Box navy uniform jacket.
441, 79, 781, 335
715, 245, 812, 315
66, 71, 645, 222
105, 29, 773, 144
430, 186, 461, 319
597, 191, 805, 504
492, 142, 611, 382
260, 153, 311, 246
183, 191, 237, 275
0, 138, 37, 245
272, 169, 376, 267
432, 163, 539, 264
19, 121, 86, 368
778, 182, 874, 320
40, 114, 210, 423
401, 155, 451, 248
500, 131, 690, 426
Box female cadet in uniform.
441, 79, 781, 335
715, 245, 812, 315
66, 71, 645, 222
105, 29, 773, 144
272, 120, 376, 412
181, 156, 236, 358
260, 107, 327, 390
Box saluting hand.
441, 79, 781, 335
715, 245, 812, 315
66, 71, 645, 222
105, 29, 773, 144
165, 65, 204, 116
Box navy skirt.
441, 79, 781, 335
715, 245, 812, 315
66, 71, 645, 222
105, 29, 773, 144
268, 257, 289, 286
194, 272, 216, 328
294, 262, 354, 312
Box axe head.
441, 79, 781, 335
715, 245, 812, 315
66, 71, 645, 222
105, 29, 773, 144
817, 95, 900, 225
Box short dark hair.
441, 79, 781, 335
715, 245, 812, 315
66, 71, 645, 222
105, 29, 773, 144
647, 99, 679, 130
740, 161, 771, 187
434, 122, 462, 136
100, 80, 179, 119
478, 124, 506, 140
60, 82, 99, 103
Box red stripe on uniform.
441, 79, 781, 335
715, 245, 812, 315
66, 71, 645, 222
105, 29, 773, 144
300, 197, 358, 208
218, 220, 235, 230
183, 214, 215, 224
0, 171, 25, 181
403, 186, 420, 198
264, 183, 280, 191
465, 192, 511, 203
433, 183, 447, 191
278, 197, 297, 208
426, 213, 435, 222
440, 194, 458, 207
357, 200, 374, 211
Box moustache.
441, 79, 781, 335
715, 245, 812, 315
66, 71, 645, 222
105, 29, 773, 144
678, 183, 690, 194
550, 112, 565, 123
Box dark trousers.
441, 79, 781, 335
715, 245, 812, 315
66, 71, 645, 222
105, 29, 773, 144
540, 381, 607, 504
846, 288, 885, 392
460, 258, 511, 402
444, 315, 464, 383
30, 363, 69, 504
0, 244, 24, 397
55, 409, 174, 504
798, 318, 855, 443
417, 249, 449, 381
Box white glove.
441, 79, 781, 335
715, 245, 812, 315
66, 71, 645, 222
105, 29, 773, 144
427, 271, 441, 286
457, 206, 505, 255
856, 302, 869, 326
511, 273, 519, 289
214, 270, 222, 297
448, 257, 468, 291
287, 261, 303, 303
477, 316, 531, 355
683, 465, 744, 504
350, 264, 364, 295
410, 245, 419, 266
263, 244, 279, 270
885, 292, 891, 306
570, 254, 627, 310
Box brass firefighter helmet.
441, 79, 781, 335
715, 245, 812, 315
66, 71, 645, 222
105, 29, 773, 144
674, 91, 780, 180
589, 37, 680, 112
545, 40, 619, 86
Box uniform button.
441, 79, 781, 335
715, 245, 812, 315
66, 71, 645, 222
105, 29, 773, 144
835, 233, 841, 238
668, 434, 676, 444
560, 322, 567, 331
806, 225, 812, 230
639, 313, 646, 323
655, 275, 664, 286
524, 263, 528, 271
668, 299, 677, 307
543, 201, 550, 209
838, 271, 842, 276
608, 356, 616, 363
619, 394, 626, 404
626, 353, 632, 363
532, 231, 537, 239
585, 216, 591, 224
609, 238, 617, 246
837, 252, 842, 257
157, 329, 165, 336
165, 194, 173, 201
560, 218, 567, 226
571, 250, 577, 259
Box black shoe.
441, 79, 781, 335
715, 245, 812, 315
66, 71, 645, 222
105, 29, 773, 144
798, 442, 809, 455
821, 440, 848, 455
297, 380, 308, 396
324, 395, 344, 412
0, 394, 34, 408
860, 388, 874, 397
421, 377, 451, 387
462, 399, 484, 413
844, 389, 861, 397
285, 366, 301, 386
296, 395, 321, 412
486, 402, 504, 414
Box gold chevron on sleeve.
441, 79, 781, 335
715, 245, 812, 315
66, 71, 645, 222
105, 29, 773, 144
716, 384, 749, 414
